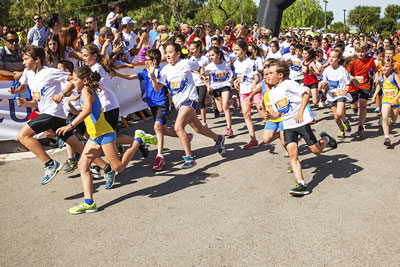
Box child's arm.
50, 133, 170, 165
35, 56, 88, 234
67, 101, 80, 115
251, 74, 260, 91
52, 80, 75, 103
294, 91, 310, 123
390, 74, 400, 105
16, 97, 37, 108
9, 84, 27, 94
249, 83, 262, 103
371, 82, 381, 103
113, 71, 138, 80
309, 61, 321, 76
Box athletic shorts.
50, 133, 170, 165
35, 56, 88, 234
295, 79, 304, 85
66, 113, 87, 137
264, 120, 284, 132
284, 123, 318, 147
383, 102, 400, 108
27, 113, 73, 142
180, 99, 198, 111
89, 132, 116, 146
240, 92, 262, 104
212, 86, 231, 98
350, 89, 369, 104
328, 97, 346, 107
304, 82, 319, 89
150, 105, 167, 125
104, 108, 119, 132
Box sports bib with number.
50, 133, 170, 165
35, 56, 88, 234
355, 76, 364, 84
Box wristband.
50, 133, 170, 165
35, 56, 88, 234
68, 122, 75, 128
150, 74, 156, 79
62, 90, 67, 97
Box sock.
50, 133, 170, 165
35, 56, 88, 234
385, 135, 389, 138
84, 198, 94, 205
103, 163, 112, 173
73, 152, 80, 160
298, 180, 306, 186
49, 138, 57, 144
322, 136, 330, 142
44, 159, 54, 167
135, 138, 143, 145
157, 154, 164, 158
68, 158, 75, 162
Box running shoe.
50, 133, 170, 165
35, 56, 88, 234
62, 159, 78, 174
374, 107, 381, 113
231, 95, 238, 110
215, 135, 226, 155
139, 144, 149, 158
225, 127, 234, 137
352, 108, 358, 115
309, 119, 317, 124
289, 181, 310, 195
357, 125, 364, 135
182, 155, 196, 169
41, 161, 62, 185
378, 116, 382, 126
104, 169, 116, 190
90, 165, 102, 180
318, 101, 325, 108
343, 120, 352, 134
243, 139, 259, 150
202, 122, 208, 128
134, 130, 158, 145
320, 131, 337, 149
287, 162, 293, 173
384, 137, 391, 147
388, 116, 392, 126
153, 156, 166, 171
55, 136, 65, 149
337, 131, 345, 141
69, 201, 97, 214
283, 151, 289, 158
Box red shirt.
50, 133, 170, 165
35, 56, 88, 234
347, 56, 376, 92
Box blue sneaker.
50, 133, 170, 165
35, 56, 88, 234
182, 155, 196, 169
55, 136, 65, 149
41, 161, 62, 185
104, 169, 116, 189
214, 135, 226, 155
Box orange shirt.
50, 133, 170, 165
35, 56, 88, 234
347, 56, 376, 92
393, 54, 400, 73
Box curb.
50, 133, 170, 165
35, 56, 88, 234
0, 147, 66, 162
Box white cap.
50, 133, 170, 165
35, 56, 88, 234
121, 17, 137, 25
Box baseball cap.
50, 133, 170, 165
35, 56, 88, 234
121, 17, 137, 25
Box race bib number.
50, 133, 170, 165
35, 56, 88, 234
32, 91, 41, 99
276, 97, 289, 109
385, 89, 396, 98
355, 76, 364, 84
171, 81, 181, 89
266, 104, 274, 111
237, 75, 245, 82
330, 90, 339, 98
216, 72, 226, 80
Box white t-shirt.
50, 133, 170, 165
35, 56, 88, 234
233, 56, 258, 95
90, 63, 120, 112
62, 88, 82, 116
27, 67, 69, 118
123, 31, 138, 63
269, 80, 316, 130
204, 60, 232, 90
282, 53, 295, 61
289, 56, 303, 81
190, 55, 210, 87
266, 50, 282, 60
322, 65, 352, 102
259, 44, 269, 53
94, 39, 113, 56
106, 12, 118, 29
343, 45, 355, 57
158, 59, 199, 109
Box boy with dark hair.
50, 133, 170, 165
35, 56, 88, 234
106, 2, 120, 30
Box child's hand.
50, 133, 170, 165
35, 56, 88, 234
52, 93, 63, 103
16, 97, 25, 107
248, 93, 254, 103
294, 111, 303, 123
110, 70, 116, 77
320, 81, 328, 89
147, 61, 156, 76
390, 99, 397, 106
371, 95, 376, 103
8, 87, 16, 94
233, 79, 240, 91
56, 125, 73, 136
262, 110, 270, 120
351, 78, 360, 88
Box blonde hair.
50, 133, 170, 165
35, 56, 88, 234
354, 41, 368, 51
269, 60, 290, 80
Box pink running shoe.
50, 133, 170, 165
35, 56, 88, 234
243, 139, 258, 149
225, 127, 234, 137
152, 156, 166, 171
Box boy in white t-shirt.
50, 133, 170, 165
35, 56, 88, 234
105, 2, 120, 31
266, 60, 337, 196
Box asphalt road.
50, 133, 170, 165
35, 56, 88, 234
1, 104, 399, 266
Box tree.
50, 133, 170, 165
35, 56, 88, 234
281, 0, 325, 29
384, 4, 400, 21
0, 0, 12, 26
329, 22, 348, 34
348, 6, 380, 33
374, 18, 397, 33
326, 11, 334, 27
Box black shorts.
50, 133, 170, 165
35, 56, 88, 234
66, 113, 87, 137
350, 89, 369, 104
328, 97, 346, 107
304, 82, 319, 89
150, 105, 167, 125
27, 113, 73, 142
295, 79, 304, 85
212, 86, 231, 98
284, 123, 318, 147
104, 108, 119, 132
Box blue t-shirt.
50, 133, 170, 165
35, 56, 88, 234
137, 67, 166, 107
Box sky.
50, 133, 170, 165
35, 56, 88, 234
253, 0, 400, 23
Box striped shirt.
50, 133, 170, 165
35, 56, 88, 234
0, 47, 23, 72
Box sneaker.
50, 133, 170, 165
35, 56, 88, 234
104, 169, 116, 190
135, 130, 158, 145
357, 125, 364, 135
55, 136, 65, 149
243, 139, 259, 149
153, 156, 165, 171
374, 107, 381, 113
378, 116, 382, 126
352, 108, 358, 115
41, 161, 62, 185
283, 151, 289, 158
388, 116, 392, 126
318, 101, 324, 108
337, 131, 345, 141
182, 155, 196, 169
187, 133, 193, 142
202, 122, 208, 128
215, 135, 226, 155
320, 131, 337, 149
343, 120, 352, 134
69, 201, 97, 214
139, 144, 149, 158
225, 127, 234, 137
309, 119, 317, 124
90, 165, 102, 180
62, 159, 78, 174
384, 137, 391, 147
287, 162, 293, 173
231, 95, 238, 110
289, 181, 310, 195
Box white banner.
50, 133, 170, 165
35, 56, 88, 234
0, 62, 164, 141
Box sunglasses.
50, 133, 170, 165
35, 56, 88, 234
6, 38, 19, 43
34, 17, 41, 21
86, 21, 94, 24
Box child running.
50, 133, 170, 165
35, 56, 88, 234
319, 49, 352, 141
56, 66, 157, 214
202, 46, 234, 137
302, 46, 321, 105
147, 42, 226, 168
266, 60, 338, 195
372, 58, 400, 147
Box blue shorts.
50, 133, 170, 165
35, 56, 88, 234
179, 99, 198, 111
383, 102, 400, 108
89, 132, 116, 146
264, 120, 284, 132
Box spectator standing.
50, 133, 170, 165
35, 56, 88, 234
47, 13, 64, 35
85, 16, 99, 39
149, 19, 159, 43
27, 14, 49, 47
106, 2, 120, 31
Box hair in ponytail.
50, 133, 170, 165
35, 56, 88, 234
73, 66, 101, 94
208, 46, 224, 62
82, 44, 113, 73
233, 39, 251, 57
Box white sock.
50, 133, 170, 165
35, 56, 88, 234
384, 135, 389, 139
322, 136, 330, 142
298, 180, 306, 186
157, 154, 164, 158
